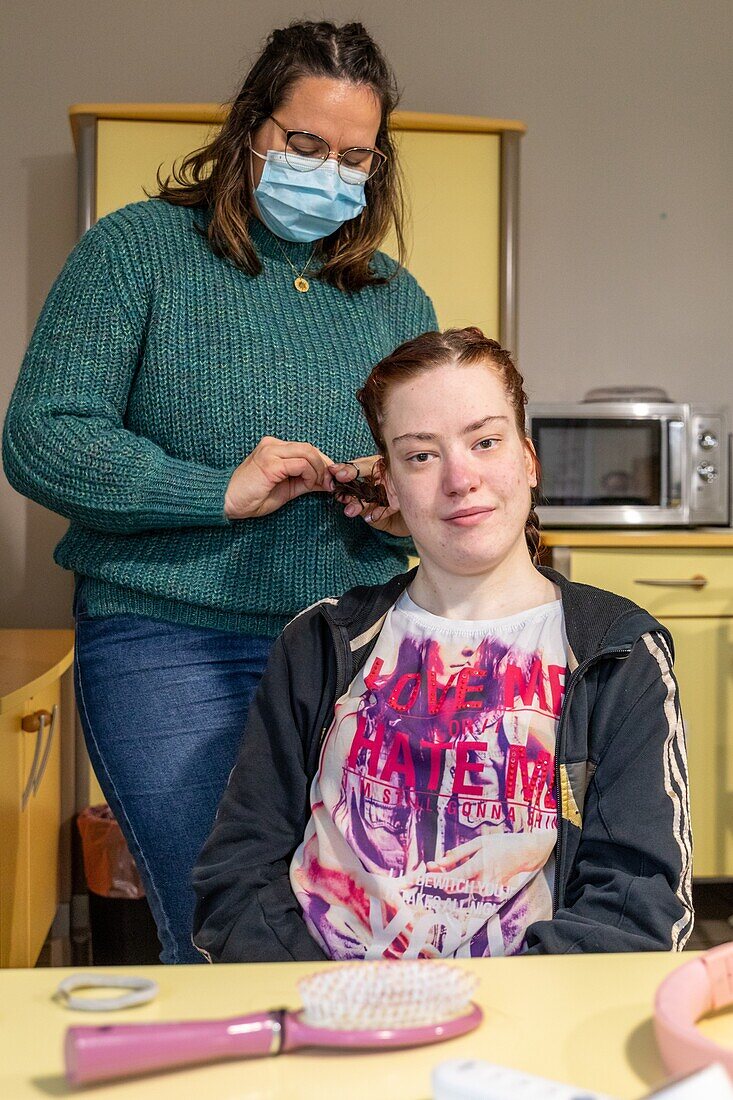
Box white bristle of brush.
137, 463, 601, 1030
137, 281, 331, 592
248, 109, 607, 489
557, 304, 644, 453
298, 961, 478, 1031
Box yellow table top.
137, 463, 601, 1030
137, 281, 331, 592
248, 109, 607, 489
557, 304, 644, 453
1, 954, 731, 1098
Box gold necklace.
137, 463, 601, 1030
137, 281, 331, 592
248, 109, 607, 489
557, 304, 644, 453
273, 238, 317, 293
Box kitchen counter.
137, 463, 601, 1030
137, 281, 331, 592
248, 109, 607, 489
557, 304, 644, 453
0, 630, 74, 714
541, 528, 733, 548
0, 953, 728, 1099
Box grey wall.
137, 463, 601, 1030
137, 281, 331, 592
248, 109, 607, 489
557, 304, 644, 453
2, 0, 731, 627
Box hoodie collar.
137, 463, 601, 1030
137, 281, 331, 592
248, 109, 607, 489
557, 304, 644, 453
539, 566, 671, 663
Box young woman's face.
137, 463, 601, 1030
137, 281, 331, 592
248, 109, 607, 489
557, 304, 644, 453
249, 75, 382, 190
381, 362, 538, 576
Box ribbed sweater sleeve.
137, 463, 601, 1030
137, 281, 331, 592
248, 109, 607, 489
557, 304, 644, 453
3, 200, 438, 635
2, 222, 234, 533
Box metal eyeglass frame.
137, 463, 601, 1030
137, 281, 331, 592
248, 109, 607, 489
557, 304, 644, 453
262, 115, 388, 183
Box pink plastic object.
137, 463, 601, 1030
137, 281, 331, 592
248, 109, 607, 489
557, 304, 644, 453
65, 1003, 483, 1086
654, 941, 733, 1080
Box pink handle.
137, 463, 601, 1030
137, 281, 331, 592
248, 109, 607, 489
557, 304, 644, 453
65, 1011, 281, 1086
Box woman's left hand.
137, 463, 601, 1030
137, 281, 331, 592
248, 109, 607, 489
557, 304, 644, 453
329, 456, 410, 537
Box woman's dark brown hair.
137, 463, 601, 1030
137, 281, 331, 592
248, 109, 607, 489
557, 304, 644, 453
156, 20, 406, 293
356, 327, 543, 564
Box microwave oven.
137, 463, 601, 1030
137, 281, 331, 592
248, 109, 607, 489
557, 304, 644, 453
526, 403, 729, 527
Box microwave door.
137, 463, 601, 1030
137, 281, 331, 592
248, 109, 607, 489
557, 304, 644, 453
533, 414, 684, 527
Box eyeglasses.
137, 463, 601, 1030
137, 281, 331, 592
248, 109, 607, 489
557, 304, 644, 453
263, 115, 388, 184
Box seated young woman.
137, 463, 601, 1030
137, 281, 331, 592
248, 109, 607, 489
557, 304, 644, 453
192, 327, 693, 961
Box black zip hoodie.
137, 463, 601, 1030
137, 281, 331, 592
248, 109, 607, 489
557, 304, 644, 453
192, 566, 693, 961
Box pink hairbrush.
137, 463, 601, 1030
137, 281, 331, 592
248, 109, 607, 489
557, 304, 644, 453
65, 960, 482, 1086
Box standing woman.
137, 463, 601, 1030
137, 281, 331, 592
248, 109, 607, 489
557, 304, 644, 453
2, 20, 436, 963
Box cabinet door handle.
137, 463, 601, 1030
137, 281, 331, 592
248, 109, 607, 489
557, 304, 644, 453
32, 704, 58, 796
20, 709, 51, 809
634, 575, 708, 590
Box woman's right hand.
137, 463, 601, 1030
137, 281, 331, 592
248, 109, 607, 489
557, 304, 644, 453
224, 436, 335, 519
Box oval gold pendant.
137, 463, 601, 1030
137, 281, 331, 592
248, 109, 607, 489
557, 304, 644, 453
294, 276, 310, 293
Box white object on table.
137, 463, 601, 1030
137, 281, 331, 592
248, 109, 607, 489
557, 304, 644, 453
54, 973, 159, 1012
642, 1063, 733, 1098
432, 1058, 615, 1099
431, 1059, 733, 1100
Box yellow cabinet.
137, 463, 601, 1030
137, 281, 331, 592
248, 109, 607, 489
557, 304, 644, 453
0, 705, 29, 966
557, 545, 733, 878
0, 632, 73, 967
663, 618, 733, 877
26, 682, 62, 961
561, 548, 733, 619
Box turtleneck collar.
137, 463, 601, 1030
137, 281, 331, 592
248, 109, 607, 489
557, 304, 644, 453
247, 214, 319, 266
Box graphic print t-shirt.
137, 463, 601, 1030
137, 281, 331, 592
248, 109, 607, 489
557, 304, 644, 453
290, 591, 568, 960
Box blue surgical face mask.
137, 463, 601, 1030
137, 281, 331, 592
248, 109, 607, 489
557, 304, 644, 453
250, 148, 367, 243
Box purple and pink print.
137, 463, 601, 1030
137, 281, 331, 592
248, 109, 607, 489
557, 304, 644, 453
290, 592, 568, 959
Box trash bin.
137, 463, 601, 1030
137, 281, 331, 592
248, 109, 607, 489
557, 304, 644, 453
77, 804, 161, 965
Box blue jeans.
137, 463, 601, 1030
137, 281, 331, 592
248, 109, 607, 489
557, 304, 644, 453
74, 593, 275, 964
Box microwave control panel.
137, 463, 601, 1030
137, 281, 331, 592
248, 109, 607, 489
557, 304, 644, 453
689, 411, 728, 524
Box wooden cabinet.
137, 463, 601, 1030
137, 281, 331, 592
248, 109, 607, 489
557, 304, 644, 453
564, 548, 733, 619
26, 682, 63, 961
550, 542, 733, 878
69, 104, 524, 349
0, 632, 73, 967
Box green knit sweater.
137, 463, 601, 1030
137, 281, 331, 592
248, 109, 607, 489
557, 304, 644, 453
3, 200, 437, 636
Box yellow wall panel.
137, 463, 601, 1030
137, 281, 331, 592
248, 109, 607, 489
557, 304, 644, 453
95, 121, 500, 337
381, 131, 500, 337
96, 120, 217, 220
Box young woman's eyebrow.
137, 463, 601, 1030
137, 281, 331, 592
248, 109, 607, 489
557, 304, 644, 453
461, 415, 509, 434
391, 415, 509, 446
